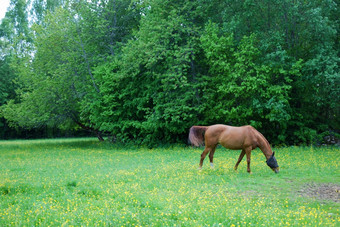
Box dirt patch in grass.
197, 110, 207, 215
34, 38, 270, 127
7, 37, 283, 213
298, 183, 340, 203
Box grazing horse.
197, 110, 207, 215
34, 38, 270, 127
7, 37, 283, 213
189, 124, 279, 173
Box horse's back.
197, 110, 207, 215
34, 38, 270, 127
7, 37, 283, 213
204, 124, 226, 146
206, 124, 258, 150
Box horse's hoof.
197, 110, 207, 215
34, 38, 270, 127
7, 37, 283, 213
210, 163, 214, 169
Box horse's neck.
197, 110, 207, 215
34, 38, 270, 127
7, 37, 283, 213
256, 132, 273, 160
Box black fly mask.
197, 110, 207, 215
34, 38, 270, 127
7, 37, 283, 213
266, 152, 279, 169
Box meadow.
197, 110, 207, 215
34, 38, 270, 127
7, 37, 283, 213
0, 138, 339, 226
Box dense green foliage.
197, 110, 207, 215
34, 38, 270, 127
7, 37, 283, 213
0, 0, 339, 145
0, 139, 339, 225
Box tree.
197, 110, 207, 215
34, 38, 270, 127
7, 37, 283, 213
200, 23, 303, 143
1, 0, 338, 145
2, 0, 140, 140
202, 0, 339, 144
0, 0, 32, 138
89, 0, 209, 145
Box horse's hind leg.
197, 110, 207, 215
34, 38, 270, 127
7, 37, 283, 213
199, 146, 213, 169
234, 149, 246, 171
199, 148, 209, 169
208, 145, 217, 168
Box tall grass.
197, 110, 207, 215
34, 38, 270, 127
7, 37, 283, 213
0, 138, 339, 226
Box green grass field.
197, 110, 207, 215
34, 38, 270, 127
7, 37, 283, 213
0, 138, 339, 226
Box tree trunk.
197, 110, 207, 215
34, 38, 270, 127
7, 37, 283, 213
74, 120, 104, 141
96, 131, 105, 141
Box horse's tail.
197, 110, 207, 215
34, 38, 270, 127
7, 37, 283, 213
189, 126, 208, 147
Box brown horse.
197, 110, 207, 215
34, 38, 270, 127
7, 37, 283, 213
189, 124, 279, 173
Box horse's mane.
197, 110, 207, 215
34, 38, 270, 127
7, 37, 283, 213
251, 126, 272, 153
189, 126, 208, 147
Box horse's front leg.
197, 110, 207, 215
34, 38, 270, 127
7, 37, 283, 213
234, 149, 246, 171
245, 148, 252, 173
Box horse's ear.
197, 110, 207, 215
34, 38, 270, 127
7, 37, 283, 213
272, 151, 275, 156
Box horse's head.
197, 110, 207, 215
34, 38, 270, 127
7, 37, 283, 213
266, 152, 279, 173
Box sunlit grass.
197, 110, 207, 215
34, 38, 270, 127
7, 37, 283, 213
0, 139, 339, 226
